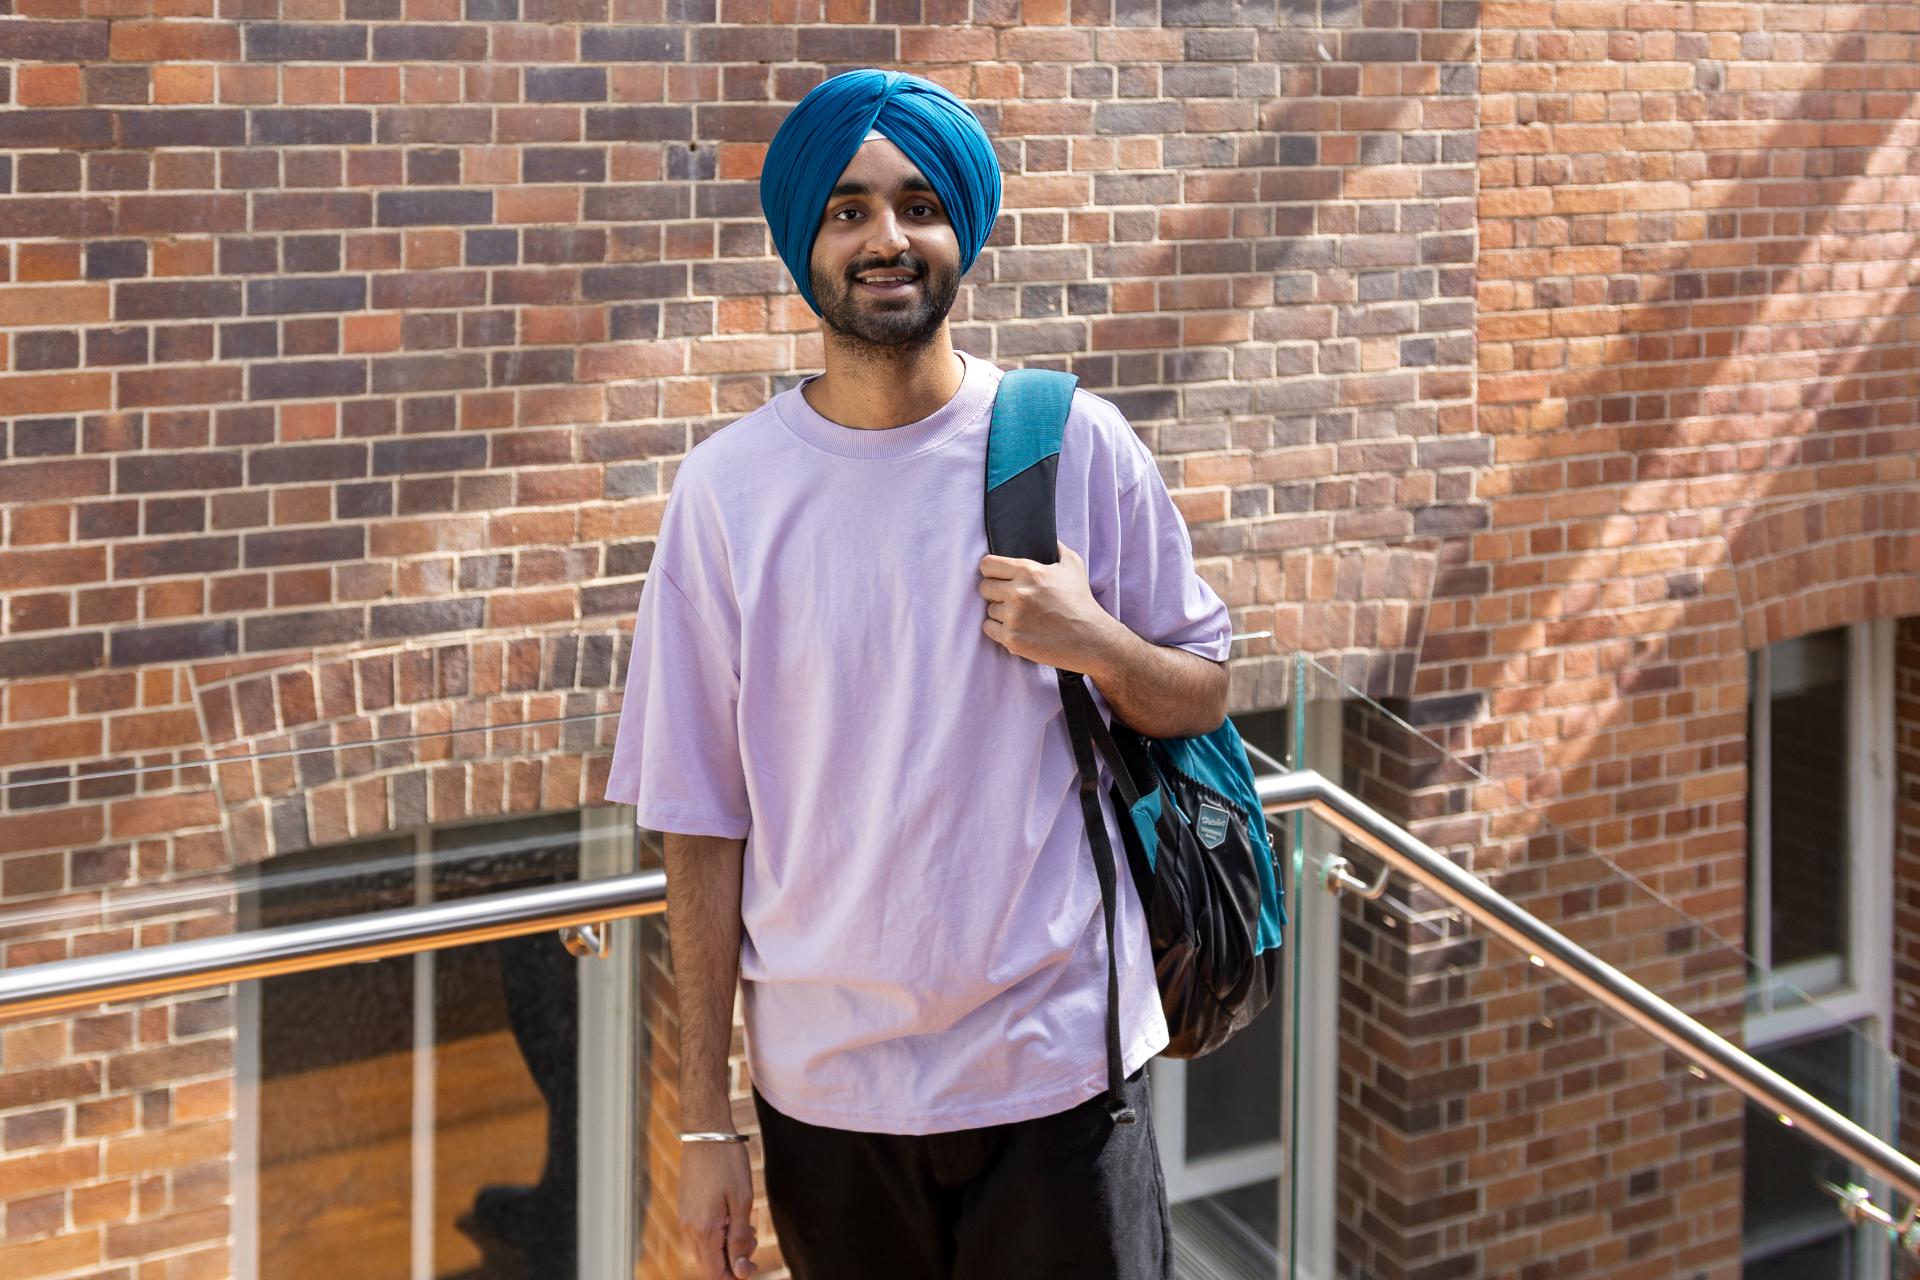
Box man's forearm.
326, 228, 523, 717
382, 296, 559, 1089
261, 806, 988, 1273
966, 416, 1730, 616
662, 831, 748, 1131
1083, 618, 1229, 739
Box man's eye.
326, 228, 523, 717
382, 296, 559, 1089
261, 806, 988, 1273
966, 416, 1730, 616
829, 202, 939, 222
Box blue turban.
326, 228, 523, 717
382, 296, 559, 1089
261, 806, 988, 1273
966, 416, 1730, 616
759, 69, 1002, 316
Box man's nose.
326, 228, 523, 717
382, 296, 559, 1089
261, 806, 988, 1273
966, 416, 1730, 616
863, 208, 910, 258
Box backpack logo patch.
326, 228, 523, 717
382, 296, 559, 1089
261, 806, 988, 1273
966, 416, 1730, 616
1196, 802, 1231, 850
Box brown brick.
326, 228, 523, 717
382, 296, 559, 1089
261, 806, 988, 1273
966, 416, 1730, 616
0, 1232, 101, 1278
109, 20, 238, 61
0, 1060, 101, 1109
0, 19, 110, 60
243, 22, 368, 60
371, 24, 487, 59
104, 1043, 231, 1090
109, 789, 220, 836
112, 537, 240, 580
253, 192, 374, 231
372, 434, 489, 475
117, 367, 245, 409
243, 608, 366, 651
119, 108, 246, 148
118, 195, 247, 235
376, 106, 492, 144
0, 633, 102, 680
248, 359, 368, 400
115, 281, 242, 322
581, 25, 683, 59
242, 527, 366, 568
107, 620, 238, 666
0, 196, 115, 238
105, 1203, 228, 1257
248, 108, 374, 147
0, 108, 112, 150
113, 452, 241, 494
369, 598, 484, 639
376, 189, 493, 226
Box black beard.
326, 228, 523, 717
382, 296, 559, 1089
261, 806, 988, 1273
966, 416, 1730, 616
811, 255, 960, 354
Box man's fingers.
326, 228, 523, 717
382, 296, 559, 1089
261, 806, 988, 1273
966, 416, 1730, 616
727, 1219, 758, 1278
724, 1191, 759, 1278
979, 553, 1034, 579
701, 1225, 732, 1280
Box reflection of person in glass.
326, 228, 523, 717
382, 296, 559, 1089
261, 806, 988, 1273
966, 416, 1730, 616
606, 68, 1233, 1280
465, 923, 579, 1273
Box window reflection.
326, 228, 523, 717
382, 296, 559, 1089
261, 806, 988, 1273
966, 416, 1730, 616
1765, 629, 1850, 977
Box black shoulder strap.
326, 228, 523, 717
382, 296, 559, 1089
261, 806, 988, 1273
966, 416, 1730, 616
986, 368, 1139, 1126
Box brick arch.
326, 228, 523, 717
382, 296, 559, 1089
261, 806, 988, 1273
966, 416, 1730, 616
190, 628, 628, 862
1724, 490, 1920, 651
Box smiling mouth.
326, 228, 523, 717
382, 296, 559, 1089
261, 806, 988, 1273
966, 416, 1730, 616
855, 277, 918, 296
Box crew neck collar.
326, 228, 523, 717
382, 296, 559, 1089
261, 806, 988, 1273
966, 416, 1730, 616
776, 350, 997, 460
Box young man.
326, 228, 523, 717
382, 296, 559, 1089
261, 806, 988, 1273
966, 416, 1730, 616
605, 69, 1233, 1280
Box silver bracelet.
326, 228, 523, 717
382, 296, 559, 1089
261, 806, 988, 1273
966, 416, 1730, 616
679, 1131, 750, 1144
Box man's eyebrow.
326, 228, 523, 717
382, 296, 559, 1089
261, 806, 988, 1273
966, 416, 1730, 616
827, 175, 938, 199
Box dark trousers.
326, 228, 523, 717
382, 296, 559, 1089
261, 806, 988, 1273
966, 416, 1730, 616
752, 1068, 1171, 1280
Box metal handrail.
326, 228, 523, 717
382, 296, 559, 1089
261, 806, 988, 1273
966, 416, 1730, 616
0, 769, 1914, 1222
0, 870, 666, 1022
1261, 768, 1920, 1214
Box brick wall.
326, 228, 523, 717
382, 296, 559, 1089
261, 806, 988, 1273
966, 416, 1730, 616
1331, 696, 1488, 1278
1368, 0, 1920, 1276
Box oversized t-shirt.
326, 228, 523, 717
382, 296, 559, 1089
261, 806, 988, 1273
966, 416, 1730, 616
604, 348, 1232, 1135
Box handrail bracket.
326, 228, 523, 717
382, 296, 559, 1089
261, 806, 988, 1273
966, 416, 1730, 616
1321, 853, 1390, 900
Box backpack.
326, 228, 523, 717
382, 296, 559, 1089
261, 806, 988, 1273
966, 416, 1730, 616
985, 366, 1287, 1124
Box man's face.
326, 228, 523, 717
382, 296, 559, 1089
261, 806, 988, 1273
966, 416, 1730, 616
808, 138, 963, 351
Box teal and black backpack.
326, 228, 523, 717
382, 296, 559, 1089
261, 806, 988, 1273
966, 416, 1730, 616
986, 367, 1287, 1124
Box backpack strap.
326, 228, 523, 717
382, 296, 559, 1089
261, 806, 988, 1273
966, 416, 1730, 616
986, 367, 1139, 1126
985, 367, 1077, 563
1059, 670, 1141, 1125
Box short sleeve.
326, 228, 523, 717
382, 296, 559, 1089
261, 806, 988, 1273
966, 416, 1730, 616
1112, 436, 1233, 663
602, 566, 752, 839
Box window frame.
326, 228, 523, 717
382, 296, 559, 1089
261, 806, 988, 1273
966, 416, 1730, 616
1742, 620, 1897, 1280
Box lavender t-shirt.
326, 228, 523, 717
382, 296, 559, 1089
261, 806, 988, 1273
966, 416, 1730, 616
604, 349, 1231, 1134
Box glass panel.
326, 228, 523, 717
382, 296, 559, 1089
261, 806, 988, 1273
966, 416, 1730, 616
1185, 1001, 1285, 1162
1742, 1027, 1865, 1264
1172, 1178, 1284, 1279
1744, 1236, 1852, 1280
1280, 655, 1904, 1280
0, 908, 659, 1279
0, 709, 627, 950
1157, 701, 1293, 1275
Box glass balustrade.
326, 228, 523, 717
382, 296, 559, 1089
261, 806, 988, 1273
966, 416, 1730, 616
0, 708, 694, 1280
0, 888, 676, 1279
1281, 656, 1906, 1280
0, 709, 630, 956
3, 656, 1916, 1280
